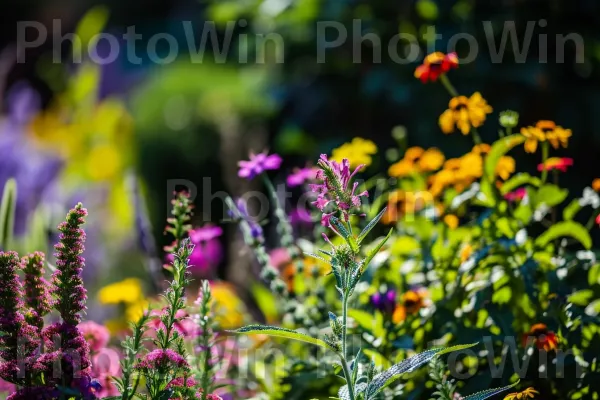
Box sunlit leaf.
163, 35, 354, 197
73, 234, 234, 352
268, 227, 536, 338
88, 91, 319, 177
357, 207, 387, 244
230, 325, 336, 351
460, 381, 519, 400
535, 221, 592, 249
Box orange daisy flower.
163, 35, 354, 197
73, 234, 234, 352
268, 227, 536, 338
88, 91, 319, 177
537, 157, 573, 172
523, 323, 559, 351
439, 92, 493, 135
414, 52, 459, 83
504, 387, 539, 400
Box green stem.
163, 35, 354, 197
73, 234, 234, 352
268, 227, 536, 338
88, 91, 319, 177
541, 141, 549, 183
340, 355, 356, 400
342, 294, 349, 357
470, 127, 482, 145
439, 74, 459, 97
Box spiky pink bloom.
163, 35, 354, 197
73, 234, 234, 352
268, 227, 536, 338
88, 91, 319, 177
149, 309, 198, 338
21, 252, 52, 330
238, 150, 282, 180
136, 349, 190, 371
78, 321, 110, 353
167, 376, 198, 388
309, 155, 368, 225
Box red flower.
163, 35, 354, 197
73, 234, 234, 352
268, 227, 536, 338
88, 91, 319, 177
596, 213, 600, 226
414, 52, 459, 83
537, 157, 573, 172
523, 323, 559, 351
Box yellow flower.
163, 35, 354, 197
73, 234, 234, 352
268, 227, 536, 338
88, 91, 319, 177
98, 278, 143, 304
593, 178, 600, 192
125, 298, 150, 322
404, 146, 425, 161
417, 148, 445, 171
211, 282, 245, 329
87, 144, 122, 181
520, 120, 570, 153
388, 159, 415, 177
496, 156, 516, 180
504, 387, 539, 400
439, 92, 492, 135
443, 214, 459, 229
460, 243, 473, 263
472, 143, 491, 154
331, 137, 378, 168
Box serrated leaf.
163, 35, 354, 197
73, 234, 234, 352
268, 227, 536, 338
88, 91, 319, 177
0, 178, 17, 250
230, 325, 336, 351
461, 381, 519, 400
484, 135, 525, 182
357, 207, 387, 244
365, 344, 477, 397
535, 221, 592, 249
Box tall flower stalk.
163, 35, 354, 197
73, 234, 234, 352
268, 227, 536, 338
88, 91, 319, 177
195, 280, 216, 400
21, 252, 51, 331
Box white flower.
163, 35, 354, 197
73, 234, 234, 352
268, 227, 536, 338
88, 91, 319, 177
576, 250, 596, 263
579, 187, 600, 209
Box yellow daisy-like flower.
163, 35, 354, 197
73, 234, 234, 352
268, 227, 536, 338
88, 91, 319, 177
417, 148, 445, 171
443, 214, 459, 229
404, 146, 425, 161
388, 159, 415, 178
331, 137, 378, 168
520, 120, 571, 153
543, 122, 572, 149
504, 387, 539, 400
496, 156, 516, 180
439, 92, 493, 135
472, 143, 491, 154
98, 278, 143, 305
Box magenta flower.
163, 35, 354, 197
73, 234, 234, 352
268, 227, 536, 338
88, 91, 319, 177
238, 151, 282, 180
309, 155, 368, 225
21, 252, 52, 330
166, 225, 223, 276
504, 187, 527, 202
91, 347, 121, 397
149, 308, 198, 338
78, 321, 110, 353
287, 166, 318, 187
136, 349, 189, 371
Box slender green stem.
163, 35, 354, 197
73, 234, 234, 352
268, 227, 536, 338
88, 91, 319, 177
540, 141, 549, 183
340, 354, 356, 400
470, 127, 482, 145
342, 294, 349, 357
439, 74, 459, 97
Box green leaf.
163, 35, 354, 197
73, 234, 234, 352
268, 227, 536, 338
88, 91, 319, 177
589, 263, 600, 286
533, 184, 568, 208
563, 199, 581, 221
535, 221, 592, 249
365, 344, 477, 397
230, 325, 336, 351
360, 229, 393, 273
251, 283, 279, 323
357, 207, 387, 244
484, 134, 526, 182
0, 178, 17, 250
568, 289, 595, 306
500, 173, 541, 195
460, 381, 519, 400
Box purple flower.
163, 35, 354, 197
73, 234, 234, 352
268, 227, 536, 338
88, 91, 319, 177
287, 166, 318, 187
21, 252, 52, 330
234, 199, 263, 239
238, 151, 282, 180
371, 288, 397, 315
166, 225, 223, 276
136, 349, 190, 371
309, 155, 368, 226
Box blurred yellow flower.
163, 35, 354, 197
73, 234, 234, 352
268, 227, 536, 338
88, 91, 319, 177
443, 214, 459, 229
211, 282, 245, 329
404, 146, 425, 161
504, 387, 539, 400
388, 159, 415, 177
417, 148, 445, 171
520, 120, 570, 153
496, 156, 516, 180
126, 298, 150, 323
87, 144, 122, 181
98, 278, 143, 305
331, 137, 377, 168
472, 143, 491, 154
439, 92, 492, 135
460, 243, 473, 263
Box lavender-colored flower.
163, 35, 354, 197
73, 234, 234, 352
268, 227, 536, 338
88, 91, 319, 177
371, 288, 397, 315
21, 252, 52, 330
235, 198, 263, 239
238, 151, 282, 180
287, 166, 318, 187
310, 155, 368, 225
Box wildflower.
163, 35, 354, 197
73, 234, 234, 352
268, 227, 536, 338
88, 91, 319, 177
579, 187, 600, 209
150, 309, 197, 338
404, 146, 425, 161
471, 143, 491, 154
370, 288, 396, 315
78, 321, 110, 353
388, 159, 416, 177
593, 178, 600, 192
521, 120, 571, 153
238, 150, 282, 180
544, 122, 572, 149
499, 110, 519, 129
439, 92, 492, 135
287, 166, 318, 187
414, 52, 459, 83
443, 214, 459, 229
524, 323, 559, 351
21, 252, 52, 330
496, 156, 516, 180
460, 243, 473, 263
504, 387, 539, 400
210, 282, 245, 329
331, 137, 378, 168
136, 349, 190, 371
310, 155, 368, 225
99, 278, 143, 305
537, 157, 573, 172
91, 348, 121, 397
417, 148, 445, 171
504, 187, 527, 202
233, 198, 264, 239
393, 289, 427, 323
187, 225, 223, 274
520, 123, 547, 153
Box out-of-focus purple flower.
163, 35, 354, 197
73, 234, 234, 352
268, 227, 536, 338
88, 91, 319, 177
166, 225, 223, 276
371, 288, 396, 315
289, 207, 313, 226
310, 155, 368, 226
287, 166, 318, 187
235, 199, 263, 239
78, 321, 110, 353
238, 151, 282, 180
504, 187, 527, 202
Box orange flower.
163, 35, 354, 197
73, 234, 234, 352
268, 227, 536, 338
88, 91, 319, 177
439, 92, 493, 135
592, 178, 600, 192
388, 159, 415, 178
537, 157, 573, 172
524, 323, 559, 352
504, 387, 539, 400
521, 120, 571, 153
392, 290, 427, 323
414, 52, 459, 83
